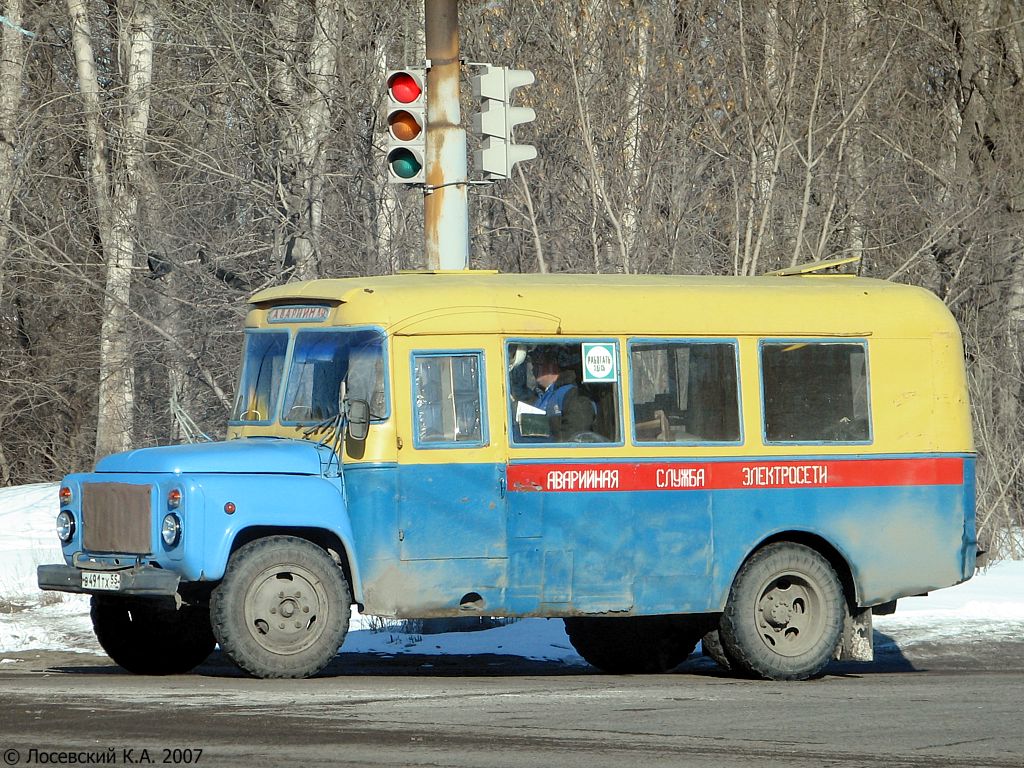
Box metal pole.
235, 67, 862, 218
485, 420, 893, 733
424, 0, 469, 271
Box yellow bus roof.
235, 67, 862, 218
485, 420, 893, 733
248, 272, 956, 338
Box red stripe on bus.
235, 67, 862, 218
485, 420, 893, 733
506, 457, 964, 493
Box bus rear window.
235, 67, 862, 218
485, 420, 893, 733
761, 341, 870, 443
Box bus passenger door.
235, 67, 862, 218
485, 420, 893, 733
393, 341, 507, 565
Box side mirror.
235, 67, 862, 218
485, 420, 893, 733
347, 399, 371, 442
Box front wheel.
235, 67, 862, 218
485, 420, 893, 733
211, 536, 351, 679
91, 596, 215, 675
719, 542, 844, 681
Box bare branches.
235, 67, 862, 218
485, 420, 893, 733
0, 0, 1023, 550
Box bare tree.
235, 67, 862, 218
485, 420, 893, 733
2, 0, 1024, 554
0, 0, 26, 324
66, 0, 156, 460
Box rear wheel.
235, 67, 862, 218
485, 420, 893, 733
563, 615, 703, 674
211, 536, 351, 679
91, 596, 215, 675
719, 542, 844, 681
700, 628, 733, 671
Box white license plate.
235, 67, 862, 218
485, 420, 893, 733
81, 571, 121, 591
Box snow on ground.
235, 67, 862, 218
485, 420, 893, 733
1, 482, 1022, 665
873, 557, 1024, 651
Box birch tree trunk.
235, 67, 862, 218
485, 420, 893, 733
0, 1, 25, 484
68, 0, 155, 460
0, 0, 25, 310
845, 0, 868, 270
619, 11, 649, 271
266, 0, 339, 282
993, 0, 1024, 346
737, 0, 787, 276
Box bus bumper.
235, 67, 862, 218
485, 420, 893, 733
37, 564, 180, 597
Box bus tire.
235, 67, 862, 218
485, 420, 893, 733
563, 615, 700, 674
211, 536, 351, 679
701, 629, 733, 671
90, 596, 215, 675
719, 542, 844, 681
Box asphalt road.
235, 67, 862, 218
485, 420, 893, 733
1, 634, 1021, 768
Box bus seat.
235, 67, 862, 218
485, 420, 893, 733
635, 409, 670, 441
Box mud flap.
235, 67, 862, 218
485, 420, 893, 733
835, 605, 873, 662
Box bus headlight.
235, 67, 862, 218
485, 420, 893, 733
161, 513, 182, 547
56, 511, 76, 544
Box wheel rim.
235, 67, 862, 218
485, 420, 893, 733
752, 569, 826, 658
242, 563, 331, 656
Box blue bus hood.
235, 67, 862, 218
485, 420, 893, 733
95, 438, 331, 475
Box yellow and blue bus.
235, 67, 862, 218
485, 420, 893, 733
39, 271, 976, 680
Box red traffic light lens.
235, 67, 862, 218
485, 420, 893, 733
388, 110, 422, 142
388, 72, 422, 104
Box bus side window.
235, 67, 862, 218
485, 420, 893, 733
412, 352, 487, 447
630, 341, 741, 443
761, 341, 871, 443
508, 341, 621, 445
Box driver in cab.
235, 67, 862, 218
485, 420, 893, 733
515, 346, 595, 442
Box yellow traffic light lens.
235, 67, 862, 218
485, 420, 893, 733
388, 110, 422, 142
388, 72, 422, 104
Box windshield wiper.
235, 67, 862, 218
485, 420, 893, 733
302, 413, 342, 437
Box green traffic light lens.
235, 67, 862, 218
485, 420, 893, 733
389, 148, 422, 179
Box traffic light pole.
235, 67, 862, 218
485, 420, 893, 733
424, 0, 469, 271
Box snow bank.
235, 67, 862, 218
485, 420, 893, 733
0, 482, 62, 599
881, 561, 1024, 620
0, 483, 98, 654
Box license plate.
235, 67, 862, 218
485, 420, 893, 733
81, 571, 121, 591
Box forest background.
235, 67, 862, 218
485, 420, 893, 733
1, 0, 1022, 555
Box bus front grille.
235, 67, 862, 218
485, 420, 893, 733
81, 482, 153, 554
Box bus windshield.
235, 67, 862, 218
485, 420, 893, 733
231, 328, 387, 424
231, 331, 288, 423
280, 329, 386, 424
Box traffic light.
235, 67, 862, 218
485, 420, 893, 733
470, 65, 537, 180
385, 69, 426, 184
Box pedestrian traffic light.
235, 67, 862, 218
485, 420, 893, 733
470, 65, 537, 180
385, 69, 426, 184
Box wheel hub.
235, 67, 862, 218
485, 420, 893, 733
765, 598, 793, 628
244, 568, 327, 656
278, 597, 298, 619
754, 574, 823, 657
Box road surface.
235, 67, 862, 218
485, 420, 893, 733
1, 632, 1021, 768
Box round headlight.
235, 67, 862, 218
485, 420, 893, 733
56, 511, 76, 543
161, 513, 182, 547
